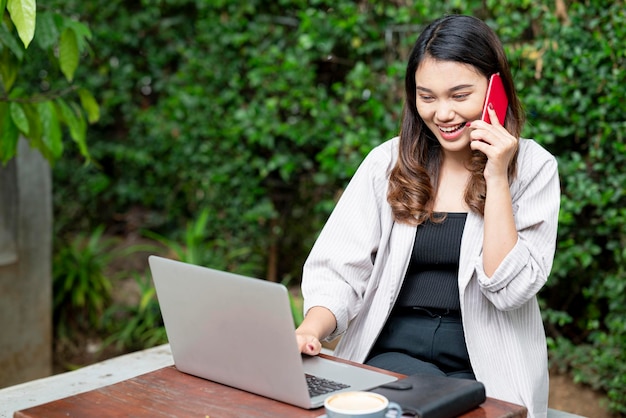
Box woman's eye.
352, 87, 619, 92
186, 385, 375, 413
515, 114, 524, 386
419, 95, 434, 102
453, 93, 470, 100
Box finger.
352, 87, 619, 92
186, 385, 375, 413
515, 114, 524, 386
297, 334, 321, 355
487, 103, 502, 126
303, 341, 321, 356
470, 138, 489, 154
469, 126, 494, 145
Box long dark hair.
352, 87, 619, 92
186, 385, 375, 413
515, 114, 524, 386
388, 14, 523, 225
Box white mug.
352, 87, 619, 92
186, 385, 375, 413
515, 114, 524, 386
324, 391, 403, 418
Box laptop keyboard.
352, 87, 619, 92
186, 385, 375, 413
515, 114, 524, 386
306, 374, 350, 397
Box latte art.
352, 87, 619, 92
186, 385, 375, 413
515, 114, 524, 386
326, 392, 387, 412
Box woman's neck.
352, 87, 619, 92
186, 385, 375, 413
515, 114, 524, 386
433, 155, 471, 213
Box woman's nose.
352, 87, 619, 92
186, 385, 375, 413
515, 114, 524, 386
435, 101, 455, 121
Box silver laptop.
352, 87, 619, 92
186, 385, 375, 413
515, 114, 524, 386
148, 255, 397, 409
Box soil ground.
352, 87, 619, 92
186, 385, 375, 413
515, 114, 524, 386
548, 372, 613, 417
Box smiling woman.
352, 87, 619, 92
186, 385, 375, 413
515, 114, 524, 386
295, 14, 560, 418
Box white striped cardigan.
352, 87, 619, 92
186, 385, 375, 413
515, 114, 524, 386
302, 136, 560, 418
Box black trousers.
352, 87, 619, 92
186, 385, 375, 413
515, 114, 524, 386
365, 308, 475, 380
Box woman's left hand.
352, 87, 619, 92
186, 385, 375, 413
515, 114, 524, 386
469, 104, 518, 180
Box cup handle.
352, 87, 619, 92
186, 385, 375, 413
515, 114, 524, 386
386, 401, 403, 417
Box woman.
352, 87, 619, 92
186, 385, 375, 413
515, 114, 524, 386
295, 14, 560, 418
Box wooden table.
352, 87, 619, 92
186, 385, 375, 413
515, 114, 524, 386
14, 355, 527, 418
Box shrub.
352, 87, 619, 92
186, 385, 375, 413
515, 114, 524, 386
516, 2, 626, 410
52, 226, 117, 338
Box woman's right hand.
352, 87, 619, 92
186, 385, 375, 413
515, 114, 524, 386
294, 306, 337, 356
296, 332, 322, 356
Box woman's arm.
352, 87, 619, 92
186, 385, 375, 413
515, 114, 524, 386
295, 306, 337, 355
470, 105, 523, 277
299, 139, 396, 342
482, 174, 518, 276
471, 140, 560, 310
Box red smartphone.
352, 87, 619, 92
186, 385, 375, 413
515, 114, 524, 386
480, 73, 508, 124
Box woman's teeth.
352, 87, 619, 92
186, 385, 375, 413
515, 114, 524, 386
439, 122, 466, 133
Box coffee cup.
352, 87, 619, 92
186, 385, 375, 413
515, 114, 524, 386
324, 391, 402, 418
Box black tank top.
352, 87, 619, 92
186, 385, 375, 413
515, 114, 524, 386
394, 212, 467, 310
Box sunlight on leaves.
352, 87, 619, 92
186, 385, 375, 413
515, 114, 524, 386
7, 0, 36, 49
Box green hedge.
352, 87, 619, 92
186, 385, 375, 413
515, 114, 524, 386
39, 0, 626, 413
516, 2, 626, 413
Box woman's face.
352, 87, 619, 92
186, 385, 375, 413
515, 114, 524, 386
414, 57, 488, 157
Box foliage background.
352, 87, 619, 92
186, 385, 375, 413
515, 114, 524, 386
14, 0, 626, 414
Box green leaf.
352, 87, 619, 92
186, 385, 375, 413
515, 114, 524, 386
0, 103, 19, 164
35, 10, 59, 50
9, 101, 29, 134
55, 98, 89, 158
21, 102, 41, 142
55, 98, 82, 140
0, 47, 19, 92
77, 88, 100, 123
7, 0, 36, 49
59, 27, 79, 82
65, 18, 92, 50
71, 103, 89, 158
0, 20, 24, 61
38, 101, 63, 160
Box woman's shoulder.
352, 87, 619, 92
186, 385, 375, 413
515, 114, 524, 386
517, 138, 558, 167
347, 137, 400, 186
363, 136, 400, 166
370, 136, 399, 154
515, 138, 559, 186
518, 138, 556, 159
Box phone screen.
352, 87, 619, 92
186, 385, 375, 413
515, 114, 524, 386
480, 73, 508, 124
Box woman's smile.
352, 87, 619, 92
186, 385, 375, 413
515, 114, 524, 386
437, 122, 469, 140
